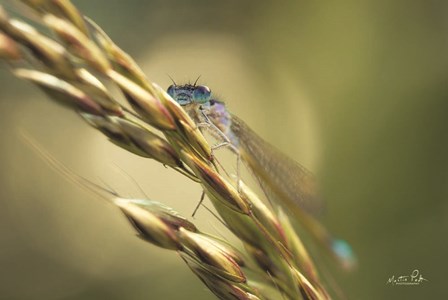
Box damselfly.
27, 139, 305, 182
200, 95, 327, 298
167, 82, 355, 268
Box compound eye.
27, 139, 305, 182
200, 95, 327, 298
167, 84, 176, 98
193, 85, 211, 104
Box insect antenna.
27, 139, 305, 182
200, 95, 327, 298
167, 74, 177, 86
193, 75, 201, 86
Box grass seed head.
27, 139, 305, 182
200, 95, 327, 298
107, 70, 176, 131
43, 14, 110, 73
114, 117, 183, 168
49, 0, 89, 35
1, 18, 76, 78
15, 69, 104, 115
239, 180, 286, 245
2, 2, 349, 298
183, 255, 261, 300
89, 18, 155, 93
179, 228, 246, 283
73, 69, 124, 116
181, 150, 250, 214
115, 199, 182, 250
121, 199, 198, 233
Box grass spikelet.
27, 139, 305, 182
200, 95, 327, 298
0, 31, 21, 60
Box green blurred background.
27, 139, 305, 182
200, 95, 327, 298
0, 0, 447, 299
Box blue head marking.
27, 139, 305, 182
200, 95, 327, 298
167, 84, 211, 106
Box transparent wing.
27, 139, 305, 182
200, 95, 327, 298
204, 107, 356, 269
229, 114, 323, 216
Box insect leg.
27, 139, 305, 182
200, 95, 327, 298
197, 117, 242, 191
192, 190, 206, 218
210, 141, 242, 191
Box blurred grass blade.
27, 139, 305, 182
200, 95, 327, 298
14, 68, 104, 115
